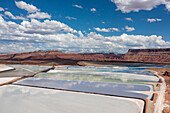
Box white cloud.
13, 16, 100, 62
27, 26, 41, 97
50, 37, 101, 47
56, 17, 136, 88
109, 28, 120, 32
165, 0, 170, 11
156, 18, 162, 21
125, 26, 135, 32
38, 33, 170, 53
20, 19, 77, 34
94, 27, 120, 32
0, 1, 169, 54
5, 11, 15, 19
72, 4, 83, 9
15, 1, 51, 19
4, 11, 26, 20
15, 1, 40, 13
15, 16, 26, 20
27, 12, 51, 19
90, 8, 96, 12
147, 18, 162, 23
65, 16, 77, 20
147, 18, 156, 23
94, 27, 110, 32
78, 31, 84, 37
101, 22, 105, 24
0, 7, 4, 11
0, 15, 169, 54
125, 18, 133, 22
0, 43, 40, 53
111, 0, 170, 13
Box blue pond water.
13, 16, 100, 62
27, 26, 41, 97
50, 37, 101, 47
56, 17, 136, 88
13, 64, 164, 100
14, 78, 153, 99
56, 65, 158, 76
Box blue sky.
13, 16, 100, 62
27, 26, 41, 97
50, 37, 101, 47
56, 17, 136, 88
0, 0, 170, 53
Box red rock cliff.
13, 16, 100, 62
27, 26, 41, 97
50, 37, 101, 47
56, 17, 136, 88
0, 48, 170, 64
123, 48, 170, 63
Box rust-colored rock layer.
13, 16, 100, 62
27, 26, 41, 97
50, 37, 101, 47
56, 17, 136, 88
0, 48, 170, 65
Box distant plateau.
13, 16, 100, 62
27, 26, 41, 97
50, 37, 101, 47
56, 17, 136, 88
0, 48, 170, 66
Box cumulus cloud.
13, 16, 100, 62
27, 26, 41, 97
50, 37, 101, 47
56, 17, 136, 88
147, 19, 156, 23
147, 18, 162, 23
94, 27, 110, 32
125, 18, 133, 22
15, 1, 40, 13
94, 27, 120, 32
4, 11, 26, 20
20, 19, 77, 34
5, 11, 15, 19
111, 0, 170, 13
0, 7, 4, 11
165, 0, 170, 11
28, 32, 170, 53
0, 1, 169, 54
0, 43, 40, 53
157, 18, 162, 21
78, 31, 84, 37
0, 14, 169, 53
72, 4, 83, 9
65, 16, 77, 20
110, 28, 120, 32
27, 12, 51, 19
125, 26, 135, 32
90, 8, 96, 12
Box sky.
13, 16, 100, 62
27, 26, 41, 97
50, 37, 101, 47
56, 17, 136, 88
0, 0, 170, 54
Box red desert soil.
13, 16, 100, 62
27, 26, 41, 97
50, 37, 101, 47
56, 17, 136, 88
146, 68, 170, 113
163, 76, 170, 113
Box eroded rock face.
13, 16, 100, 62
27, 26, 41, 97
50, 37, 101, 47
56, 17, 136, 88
0, 48, 170, 64
123, 48, 170, 63
0, 51, 121, 61
128, 48, 170, 53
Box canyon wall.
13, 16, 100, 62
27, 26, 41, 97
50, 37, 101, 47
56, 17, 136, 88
0, 48, 170, 65
123, 48, 170, 63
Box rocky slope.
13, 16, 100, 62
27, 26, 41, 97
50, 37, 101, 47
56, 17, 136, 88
123, 48, 170, 63
0, 48, 170, 65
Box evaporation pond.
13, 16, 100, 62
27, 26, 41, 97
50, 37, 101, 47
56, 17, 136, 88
0, 85, 144, 113
14, 78, 154, 99
58, 66, 155, 75
46, 70, 159, 82
9, 65, 51, 72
